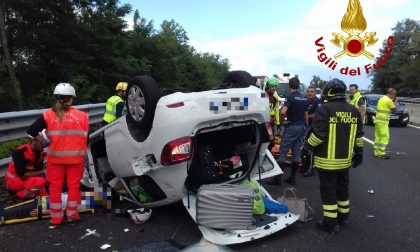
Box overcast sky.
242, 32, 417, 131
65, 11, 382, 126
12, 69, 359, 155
123, 0, 419, 89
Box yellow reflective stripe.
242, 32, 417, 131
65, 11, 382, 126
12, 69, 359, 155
348, 124, 357, 158
356, 137, 363, 147
376, 109, 392, 114
308, 133, 324, 147
375, 117, 390, 122
47, 149, 87, 157
314, 158, 352, 164
328, 124, 336, 159
323, 204, 337, 211
338, 207, 350, 213
337, 200, 349, 206
324, 211, 338, 218
48, 130, 88, 136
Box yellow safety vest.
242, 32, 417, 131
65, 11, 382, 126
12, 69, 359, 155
103, 95, 124, 123
375, 95, 394, 123
270, 91, 281, 125
349, 91, 366, 109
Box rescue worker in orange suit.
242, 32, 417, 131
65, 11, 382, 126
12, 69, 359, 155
28, 83, 89, 226
304, 79, 363, 233
5, 136, 48, 199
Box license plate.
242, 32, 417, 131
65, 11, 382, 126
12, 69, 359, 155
391, 116, 399, 119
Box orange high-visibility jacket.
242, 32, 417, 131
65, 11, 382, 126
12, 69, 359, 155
5, 144, 44, 180
43, 108, 89, 164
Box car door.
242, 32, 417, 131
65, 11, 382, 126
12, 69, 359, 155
249, 148, 283, 181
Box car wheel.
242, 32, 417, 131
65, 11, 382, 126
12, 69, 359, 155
126, 76, 161, 127
400, 122, 408, 127
222, 70, 256, 88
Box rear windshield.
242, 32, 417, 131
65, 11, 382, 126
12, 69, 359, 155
276, 83, 306, 97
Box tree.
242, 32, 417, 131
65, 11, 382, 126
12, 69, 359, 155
0, 0, 22, 110
310, 75, 328, 90
371, 19, 420, 96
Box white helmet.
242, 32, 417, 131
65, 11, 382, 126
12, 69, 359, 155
53, 83, 76, 97
127, 208, 152, 224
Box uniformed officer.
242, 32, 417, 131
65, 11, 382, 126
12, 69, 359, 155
268, 77, 308, 186
348, 84, 366, 123
304, 79, 364, 233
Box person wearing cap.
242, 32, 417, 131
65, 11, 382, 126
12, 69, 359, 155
102, 82, 128, 125
27, 83, 89, 226
5, 135, 47, 199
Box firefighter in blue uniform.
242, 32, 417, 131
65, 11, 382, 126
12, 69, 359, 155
304, 79, 364, 233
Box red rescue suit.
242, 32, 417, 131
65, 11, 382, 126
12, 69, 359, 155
43, 108, 88, 224
5, 144, 47, 199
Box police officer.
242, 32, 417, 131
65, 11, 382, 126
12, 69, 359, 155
374, 88, 397, 159
304, 79, 363, 233
102, 82, 127, 125
348, 84, 366, 123
268, 77, 308, 186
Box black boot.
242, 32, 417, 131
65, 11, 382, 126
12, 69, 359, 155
265, 174, 282, 186
284, 162, 299, 185
316, 220, 339, 234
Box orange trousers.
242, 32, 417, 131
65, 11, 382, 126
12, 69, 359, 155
47, 163, 84, 225
6, 176, 47, 199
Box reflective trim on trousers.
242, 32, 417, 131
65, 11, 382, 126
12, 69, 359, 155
376, 109, 391, 114
67, 200, 78, 208
66, 209, 78, 217
50, 202, 63, 209
50, 211, 63, 218
375, 117, 390, 122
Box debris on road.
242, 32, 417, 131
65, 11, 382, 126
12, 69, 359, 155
124, 228, 130, 232
367, 215, 375, 218
367, 188, 374, 194
100, 244, 111, 250
80, 229, 101, 239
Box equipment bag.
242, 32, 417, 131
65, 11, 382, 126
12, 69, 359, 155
278, 187, 314, 222
241, 180, 265, 215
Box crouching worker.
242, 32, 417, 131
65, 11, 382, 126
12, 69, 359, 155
5, 136, 47, 199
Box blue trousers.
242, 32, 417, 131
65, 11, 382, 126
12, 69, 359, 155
278, 124, 307, 163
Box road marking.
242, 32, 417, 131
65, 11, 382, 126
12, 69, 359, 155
363, 137, 374, 145
408, 124, 420, 129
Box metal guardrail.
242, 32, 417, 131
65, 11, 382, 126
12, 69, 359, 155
0, 103, 106, 175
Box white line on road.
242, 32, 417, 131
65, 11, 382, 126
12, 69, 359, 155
408, 124, 420, 129
363, 137, 374, 145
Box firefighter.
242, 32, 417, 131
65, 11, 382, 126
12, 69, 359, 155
304, 78, 363, 233
102, 82, 127, 125
5, 136, 47, 199
374, 88, 397, 159
348, 84, 366, 123
27, 83, 89, 226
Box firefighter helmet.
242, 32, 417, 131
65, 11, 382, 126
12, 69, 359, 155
322, 78, 346, 100
127, 208, 152, 224
116, 82, 128, 91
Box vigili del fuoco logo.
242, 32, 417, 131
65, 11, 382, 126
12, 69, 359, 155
314, 0, 394, 76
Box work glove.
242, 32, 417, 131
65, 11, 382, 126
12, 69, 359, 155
352, 153, 363, 168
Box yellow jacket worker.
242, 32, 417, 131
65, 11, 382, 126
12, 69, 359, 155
374, 88, 397, 159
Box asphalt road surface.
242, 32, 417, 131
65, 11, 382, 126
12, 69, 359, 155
1, 124, 420, 251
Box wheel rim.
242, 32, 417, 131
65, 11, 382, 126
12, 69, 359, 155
128, 84, 146, 123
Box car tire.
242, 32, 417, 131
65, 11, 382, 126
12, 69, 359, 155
400, 122, 408, 127
222, 70, 256, 88
126, 76, 161, 127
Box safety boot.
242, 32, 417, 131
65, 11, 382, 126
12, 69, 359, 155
316, 220, 339, 234
284, 162, 299, 185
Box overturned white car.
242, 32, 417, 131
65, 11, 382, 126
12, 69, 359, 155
82, 71, 299, 245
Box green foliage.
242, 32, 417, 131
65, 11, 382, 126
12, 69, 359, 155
310, 75, 328, 90
0, 1, 230, 111
0, 138, 27, 159
371, 19, 420, 96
